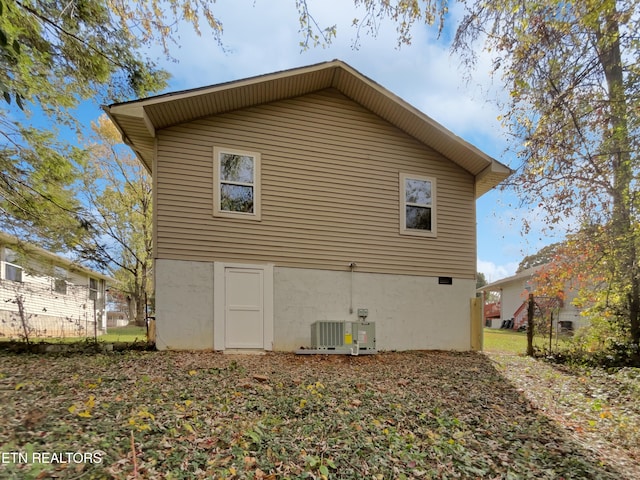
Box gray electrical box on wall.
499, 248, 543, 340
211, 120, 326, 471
357, 308, 368, 318
354, 322, 376, 350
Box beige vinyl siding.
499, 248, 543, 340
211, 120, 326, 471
155, 88, 476, 278
113, 114, 156, 171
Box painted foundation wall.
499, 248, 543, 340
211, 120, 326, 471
155, 260, 475, 351
155, 259, 214, 350
274, 267, 474, 351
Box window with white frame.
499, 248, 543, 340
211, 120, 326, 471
213, 147, 261, 220
89, 278, 99, 300
4, 248, 23, 282
53, 266, 67, 294
400, 173, 436, 237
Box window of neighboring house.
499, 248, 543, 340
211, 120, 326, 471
5, 263, 22, 282
400, 173, 437, 237
53, 267, 67, 294
213, 146, 261, 220
89, 278, 99, 301
4, 248, 23, 282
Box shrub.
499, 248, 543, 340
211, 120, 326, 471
544, 315, 640, 368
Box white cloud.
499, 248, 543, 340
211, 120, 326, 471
145, 0, 508, 150
477, 259, 519, 283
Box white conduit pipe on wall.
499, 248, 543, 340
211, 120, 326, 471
349, 262, 356, 314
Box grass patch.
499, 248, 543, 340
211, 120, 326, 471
483, 327, 570, 354
0, 325, 147, 346
101, 325, 147, 343
483, 328, 531, 354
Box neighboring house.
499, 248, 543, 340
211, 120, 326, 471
478, 265, 586, 332
105, 60, 511, 352
107, 311, 129, 328
0, 232, 111, 338
484, 301, 501, 324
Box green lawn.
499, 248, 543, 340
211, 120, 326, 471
100, 325, 148, 343
0, 325, 148, 344
483, 327, 546, 354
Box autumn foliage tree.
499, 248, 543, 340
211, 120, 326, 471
79, 116, 153, 326
0, 0, 221, 251
446, 0, 640, 347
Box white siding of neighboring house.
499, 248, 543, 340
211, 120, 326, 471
0, 246, 107, 338
482, 268, 589, 332
499, 280, 531, 324
557, 285, 588, 330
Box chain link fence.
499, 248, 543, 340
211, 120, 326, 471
0, 279, 105, 342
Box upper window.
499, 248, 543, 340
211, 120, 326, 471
89, 278, 99, 301
213, 147, 261, 220
400, 173, 436, 237
5, 263, 22, 282
53, 267, 67, 295
3, 248, 23, 282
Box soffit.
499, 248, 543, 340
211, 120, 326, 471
105, 60, 511, 197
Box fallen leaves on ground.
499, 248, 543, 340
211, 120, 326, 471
0, 350, 638, 479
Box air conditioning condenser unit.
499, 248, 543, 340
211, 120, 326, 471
298, 320, 376, 355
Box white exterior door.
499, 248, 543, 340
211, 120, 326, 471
224, 268, 264, 349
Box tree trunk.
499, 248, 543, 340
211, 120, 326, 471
630, 281, 640, 346
124, 274, 147, 327
16, 295, 30, 345
596, 8, 640, 345
126, 296, 137, 325
527, 294, 535, 356
133, 262, 148, 327
134, 296, 146, 326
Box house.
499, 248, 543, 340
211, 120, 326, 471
484, 301, 501, 324
478, 265, 586, 332
0, 232, 111, 338
105, 60, 511, 352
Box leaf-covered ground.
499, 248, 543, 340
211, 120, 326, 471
0, 351, 638, 479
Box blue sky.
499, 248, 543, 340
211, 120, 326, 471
95, 0, 564, 280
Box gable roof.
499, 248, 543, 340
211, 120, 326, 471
477, 265, 543, 292
105, 59, 511, 198
0, 231, 113, 282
